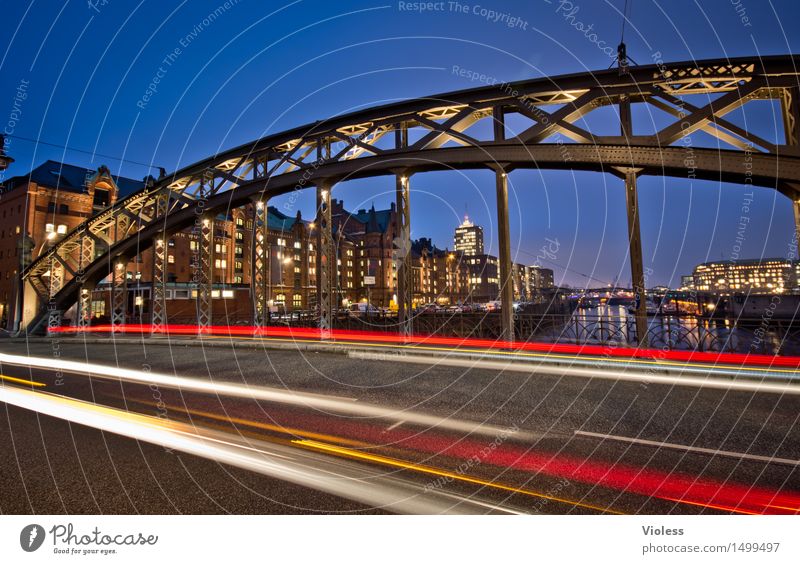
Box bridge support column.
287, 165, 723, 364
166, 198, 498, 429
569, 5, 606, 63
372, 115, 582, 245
394, 172, 412, 338
316, 180, 334, 338
111, 260, 127, 333
151, 193, 169, 335
621, 167, 649, 348
253, 199, 270, 328
47, 257, 64, 334
151, 236, 167, 334
77, 233, 95, 331
196, 215, 214, 334
494, 167, 514, 342
792, 199, 800, 257
77, 286, 93, 330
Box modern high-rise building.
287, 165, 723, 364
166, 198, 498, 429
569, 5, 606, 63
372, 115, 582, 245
454, 215, 484, 256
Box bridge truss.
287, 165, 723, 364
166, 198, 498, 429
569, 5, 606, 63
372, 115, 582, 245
19, 55, 800, 343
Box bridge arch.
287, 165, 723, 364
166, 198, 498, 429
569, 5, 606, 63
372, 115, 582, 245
19, 54, 800, 339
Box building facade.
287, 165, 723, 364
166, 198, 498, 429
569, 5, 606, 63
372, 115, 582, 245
454, 215, 484, 256
685, 259, 797, 294
0, 161, 148, 328
2, 161, 490, 326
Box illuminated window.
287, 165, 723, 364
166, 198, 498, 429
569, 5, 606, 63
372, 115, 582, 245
292, 294, 302, 308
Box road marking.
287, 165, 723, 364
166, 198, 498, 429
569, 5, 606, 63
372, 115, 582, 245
386, 420, 405, 431
574, 430, 800, 467
199, 334, 800, 377
0, 352, 528, 440
0, 374, 46, 388
349, 352, 800, 396
293, 439, 621, 514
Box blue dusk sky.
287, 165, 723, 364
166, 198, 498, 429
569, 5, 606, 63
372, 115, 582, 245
2, 0, 799, 287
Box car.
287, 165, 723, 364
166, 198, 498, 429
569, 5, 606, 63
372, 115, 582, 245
347, 303, 379, 317
415, 303, 440, 314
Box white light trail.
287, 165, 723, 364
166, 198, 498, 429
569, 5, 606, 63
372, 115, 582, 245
0, 352, 530, 439
0, 385, 517, 515
347, 352, 800, 395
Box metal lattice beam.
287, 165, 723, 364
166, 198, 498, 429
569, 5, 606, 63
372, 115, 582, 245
252, 199, 269, 328
316, 180, 334, 337
111, 261, 126, 332
22, 55, 800, 333
196, 214, 213, 333
77, 286, 92, 329
394, 172, 412, 338
47, 257, 64, 334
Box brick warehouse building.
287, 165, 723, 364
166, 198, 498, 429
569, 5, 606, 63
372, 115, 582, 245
0, 160, 147, 327
2, 160, 552, 327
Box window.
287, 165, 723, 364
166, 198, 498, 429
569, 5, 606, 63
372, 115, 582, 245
215, 259, 227, 269
91, 300, 105, 317
235, 232, 244, 241
233, 276, 243, 284
235, 245, 243, 256
45, 223, 55, 233
47, 202, 56, 213
57, 224, 67, 234
93, 189, 110, 208
294, 241, 301, 249
292, 294, 302, 308
235, 260, 243, 272
59, 204, 69, 214
274, 293, 286, 306
277, 238, 286, 246
222, 289, 234, 298
190, 241, 198, 251
235, 217, 244, 227
168, 255, 175, 264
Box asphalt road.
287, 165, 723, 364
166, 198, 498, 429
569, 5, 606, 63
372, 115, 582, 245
1, 338, 798, 514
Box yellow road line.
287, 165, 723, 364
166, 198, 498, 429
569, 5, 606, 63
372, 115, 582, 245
126, 397, 367, 448
201, 334, 799, 376
293, 439, 621, 515
0, 374, 46, 388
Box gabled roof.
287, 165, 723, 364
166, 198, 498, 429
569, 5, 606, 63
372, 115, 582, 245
351, 205, 392, 233
267, 205, 307, 231
3, 160, 147, 197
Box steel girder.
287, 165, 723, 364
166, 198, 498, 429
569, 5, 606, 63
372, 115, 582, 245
111, 261, 126, 332
316, 181, 334, 337
394, 173, 413, 338
252, 199, 269, 327
21, 55, 800, 332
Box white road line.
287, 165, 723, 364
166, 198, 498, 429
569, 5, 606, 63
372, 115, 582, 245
348, 352, 800, 395
574, 430, 800, 467
386, 420, 405, 431
0, 352, 532, 440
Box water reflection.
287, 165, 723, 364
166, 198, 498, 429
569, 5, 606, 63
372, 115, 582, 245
561, 305, 794, 354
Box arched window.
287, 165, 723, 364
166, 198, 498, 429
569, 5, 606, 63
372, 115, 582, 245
274, 293, 286, 307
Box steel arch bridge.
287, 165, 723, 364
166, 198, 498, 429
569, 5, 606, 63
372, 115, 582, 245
19, 54, 800, 341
